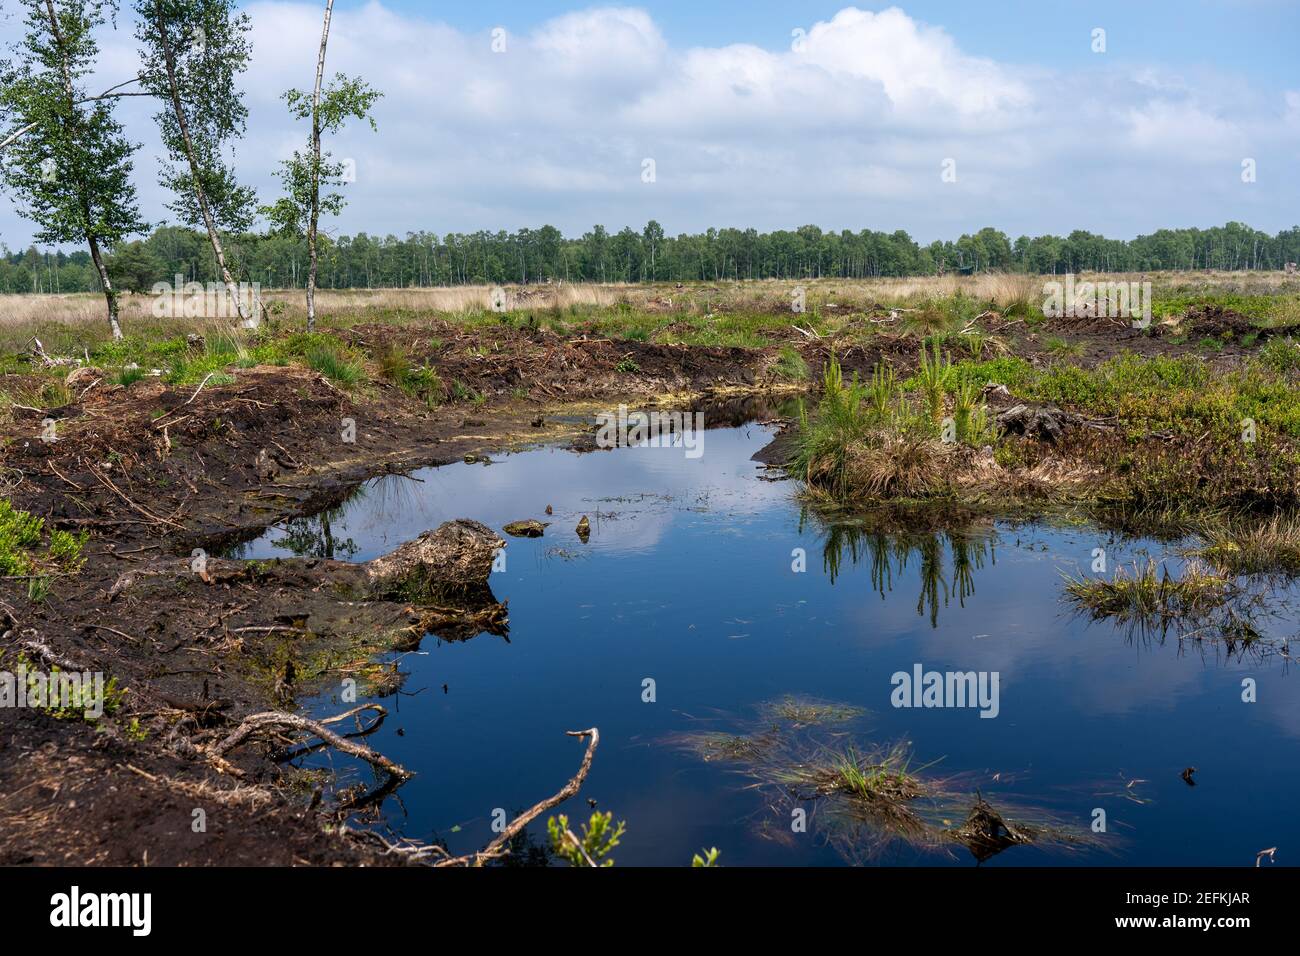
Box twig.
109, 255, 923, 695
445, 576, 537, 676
83, 623, 140, 645
86, 464, 185, 530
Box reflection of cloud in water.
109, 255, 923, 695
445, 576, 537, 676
245, 425, 785, 561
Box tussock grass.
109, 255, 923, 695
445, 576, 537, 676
793, 352, 991, 503
305, 344, 364, 387
1191, 514, 1300, 576
771, 346, 809, 381
1063, 559, 1233, 622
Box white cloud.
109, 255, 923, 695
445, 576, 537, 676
2, 3, 1298, 249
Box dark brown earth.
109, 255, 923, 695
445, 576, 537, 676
0, 313, 1279, 866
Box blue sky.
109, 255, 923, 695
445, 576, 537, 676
366, 0, 1300, 88
2, 1, 1298, 248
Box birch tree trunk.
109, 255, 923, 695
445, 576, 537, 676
306, 0, 335, 331
155, 19, 250, 325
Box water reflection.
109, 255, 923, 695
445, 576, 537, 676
227, 421, 1300, 866
813, 517, 997, 627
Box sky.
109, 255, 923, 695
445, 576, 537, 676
1, 0, 1298, 249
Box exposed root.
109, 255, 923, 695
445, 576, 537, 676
205, 704, 411, 781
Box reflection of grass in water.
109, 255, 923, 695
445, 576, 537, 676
815, 518, 996, 628
672, 697, 1100, 864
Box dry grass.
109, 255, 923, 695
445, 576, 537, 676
1191, 514, 1300, 575
4, 269, 1294, 337
841, 436, 949, 498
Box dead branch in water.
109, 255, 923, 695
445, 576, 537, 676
345, 728, 600, 866
437, 727, 599, 867
206, 704, 410, 781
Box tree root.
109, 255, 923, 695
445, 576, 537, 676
205, 704, 411, 781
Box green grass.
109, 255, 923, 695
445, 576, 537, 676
113, 366, 147, 387
305, 344, 364, 387
0, 498, 87, 580
772, 346, 809, 381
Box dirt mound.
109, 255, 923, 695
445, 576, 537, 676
1178, 303, 1262, 339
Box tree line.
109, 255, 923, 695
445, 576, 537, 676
3, 219, 1298, 297
2, 4, 1297, 337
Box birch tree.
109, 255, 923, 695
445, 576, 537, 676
0, 0, 146, 339
263, 0, 380, 329
135, 0, 259, 323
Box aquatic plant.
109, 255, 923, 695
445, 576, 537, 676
1062, 558, 1233, 621
670, 696, 1097, 865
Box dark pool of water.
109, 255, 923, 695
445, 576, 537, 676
234, 423, 1300, 866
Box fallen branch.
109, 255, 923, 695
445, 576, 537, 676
437, 727, 599, 867
206, 703, 410, 780
20, 637, 91, 673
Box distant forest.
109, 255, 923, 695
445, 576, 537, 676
5, 220, 1299, 294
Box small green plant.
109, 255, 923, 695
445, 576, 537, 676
547, 811, 626, 867
376, 344, 411, 387
0, 499, 45, 575
1, 500, 86, 580
406, 365, 444, 407
449, 379, 480, 403
615, 356, 641, 374
27, 575, 51, 603
952, 380, 992, 446
867, 363, 896, 422
691, 847, 721, 867
916, 340, 953, 425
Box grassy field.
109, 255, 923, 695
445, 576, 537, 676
4, 271, 1300, 348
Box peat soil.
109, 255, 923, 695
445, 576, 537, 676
0, 313, 1268, 866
